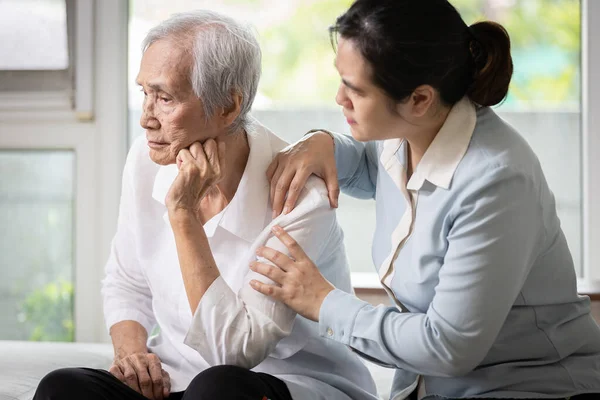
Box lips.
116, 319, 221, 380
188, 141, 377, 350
147, 140, 169, 149
343, 112, 356, 125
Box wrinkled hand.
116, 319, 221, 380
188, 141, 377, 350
267, 131, 339, 218
166, 140, 226, 220
249, 225, 335, 321
109, 352, 171, 400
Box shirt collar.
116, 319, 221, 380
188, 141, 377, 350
407, 96, 477, 191
151, 118, 272, 242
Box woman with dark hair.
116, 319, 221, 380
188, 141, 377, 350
249, 0, 600, 399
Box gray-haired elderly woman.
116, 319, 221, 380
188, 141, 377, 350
32, 10, 378, 400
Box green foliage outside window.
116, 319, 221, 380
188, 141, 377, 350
18, 280, 74, 342
256, 0, 580, 109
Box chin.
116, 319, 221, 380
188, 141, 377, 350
349, 126, 370, 142
148, 148, 176, 166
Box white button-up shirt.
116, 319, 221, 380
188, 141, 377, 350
101, 120, 378, 400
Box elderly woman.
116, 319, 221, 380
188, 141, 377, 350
33, 10, 378, 400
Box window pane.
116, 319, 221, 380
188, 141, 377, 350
128, 0, 582, 277
0, 151, 75, 341
0, 0, 69, 70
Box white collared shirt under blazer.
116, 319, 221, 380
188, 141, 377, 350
101, 120, 379, 400
318, 97, 600, 399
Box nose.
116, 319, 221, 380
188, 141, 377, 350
140, 98, 160, 130
335, 83, 352, 109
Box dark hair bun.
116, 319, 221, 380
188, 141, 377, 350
467, 21, 514, 107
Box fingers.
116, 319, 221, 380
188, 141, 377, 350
282, 169, 311, 215
178, 149, 195, 165
203, 139, 222, 180
269, 225, 307, 261
256, 245, 294, 270
217, 141, 226, 175
203, 139, 217, 166
269, 166, 283, 217
120, 359, 141, 394
179, 141, 222, 186
188, 142, 206, 161
147, 353, 164, 400
162, 370, 171, 399
324, 166, 340, 208
108, 363, 125, 382
249, 279, 284, 299
271, 170, 295, 219
130, 356, 153, 399
266, 156, 279, 182
250, 261, 286, 284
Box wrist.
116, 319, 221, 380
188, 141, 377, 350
114, 344, 148, 361
168, 208, 201, 227
313, 285, 335, 322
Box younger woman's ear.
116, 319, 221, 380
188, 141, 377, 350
409, 85, 436, 118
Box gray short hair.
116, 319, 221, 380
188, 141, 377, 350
142, 10, 261, 133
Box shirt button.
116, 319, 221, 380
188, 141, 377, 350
326, 327, 334, 336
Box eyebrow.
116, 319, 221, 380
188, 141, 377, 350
334, 59, 365, 94
135, 80, 170, 94
342, 78, 365, 94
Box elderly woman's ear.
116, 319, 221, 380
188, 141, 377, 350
220, 91, 244, 130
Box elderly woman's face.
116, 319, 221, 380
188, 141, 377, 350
136, 40, 221, 165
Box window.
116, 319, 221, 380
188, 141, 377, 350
0, 151, 75, 341
0, 0, 72, 92
0, 0, 112, 342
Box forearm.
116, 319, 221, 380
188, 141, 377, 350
170, 212, 220, 313
184, 277, 294, 369
109, 320, 149, 360
331, 133, 378, 199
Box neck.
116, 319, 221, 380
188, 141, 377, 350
405, 105, 451, 172
203, 128, 250, 205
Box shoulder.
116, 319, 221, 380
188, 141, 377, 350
273, 175, 336, 236
250, 119, 336, 224
296, 176, 332, 214
453, 107, 544, 191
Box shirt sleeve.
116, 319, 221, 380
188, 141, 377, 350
330, 132, 379, 200
101, 143, 156, 335
318, 166, 543, 377
184, 178, 335, 369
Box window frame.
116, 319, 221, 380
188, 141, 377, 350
580, 0, 600, 291
0, 0, 75, 93
3, 0, 598, 343
0, 0, 128, 342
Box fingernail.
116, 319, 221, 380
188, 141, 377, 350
272, 211, 276, 219
283, 206, 290, 214
271, 225, 281, 233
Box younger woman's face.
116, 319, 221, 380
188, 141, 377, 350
334, 37, 415, 142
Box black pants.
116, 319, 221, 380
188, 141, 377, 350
33, 365, 293, 400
